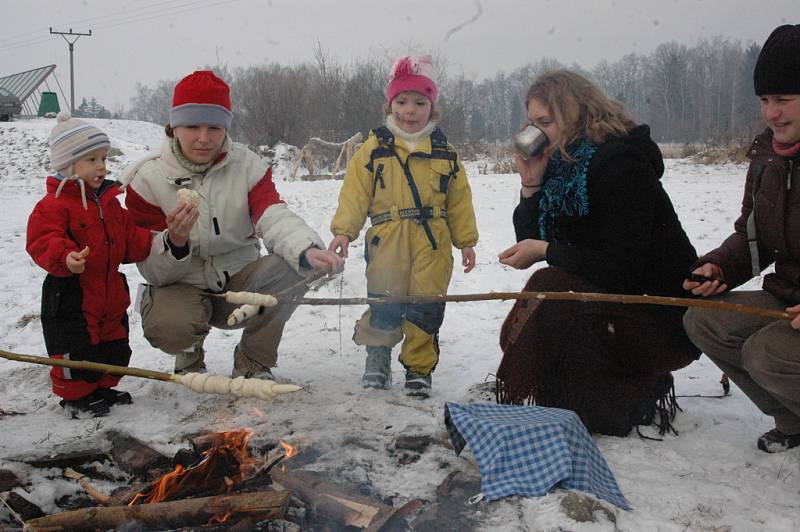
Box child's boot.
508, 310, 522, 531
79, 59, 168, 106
404, 371, 432, 398
362, 346, 392, 389
60, 391, 111, 419
95, 388, 133, 405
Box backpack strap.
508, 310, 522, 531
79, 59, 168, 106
746, 163, 766, 278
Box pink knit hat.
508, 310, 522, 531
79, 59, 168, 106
385, 55, 439, 105
170, 70, 233, 129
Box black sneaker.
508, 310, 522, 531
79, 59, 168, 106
60, 393, 111, 419
404, 372, 432, 399
95, 388, 133, 406
757, 429, 800, 453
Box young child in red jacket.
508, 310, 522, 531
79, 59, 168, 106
26, 113, 154, 419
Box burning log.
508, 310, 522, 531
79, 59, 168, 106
22, 490, 291, 531
270, 468, 397, 530
127, 429, 261, 505
104, 430, 171, 477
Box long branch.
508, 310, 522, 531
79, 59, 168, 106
0, 349, 174, 381
274, 291, 795, 320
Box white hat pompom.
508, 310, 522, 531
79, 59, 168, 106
56, 111, 72, 122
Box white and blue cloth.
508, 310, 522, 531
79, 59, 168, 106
444, 402, 630, 510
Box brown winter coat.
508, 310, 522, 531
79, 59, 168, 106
695, 129, 800, 303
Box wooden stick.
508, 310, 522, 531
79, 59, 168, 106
254, 290, 795, 321
23, 490, 291, 531
0, 349, 174, 382
0, 350, 301, 400
62, 468, 111, 505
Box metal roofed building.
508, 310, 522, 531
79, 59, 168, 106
0, 65, 64, 116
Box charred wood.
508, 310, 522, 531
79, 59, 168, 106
23, 490, 291, 531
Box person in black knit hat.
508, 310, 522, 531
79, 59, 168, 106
684, 24, 800, 453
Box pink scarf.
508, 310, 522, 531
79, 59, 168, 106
773, 138, 800, 157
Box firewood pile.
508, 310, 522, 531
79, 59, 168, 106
0, 428, 417, 531
291, 132, 364, 181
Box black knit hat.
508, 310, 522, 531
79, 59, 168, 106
754, 24, 800, 96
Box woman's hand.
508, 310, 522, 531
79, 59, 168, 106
498, 239, 548, 270
683, 263, 728, 297
304, 247, 345, 274
66, 246, 90, 274
328, 235, 350, 258
515, 151, 548, 197
461, 247, 476, 273
166, 202, 199, 248
787, 304, 800, 330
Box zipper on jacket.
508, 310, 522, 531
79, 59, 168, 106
788, 159, 795, 191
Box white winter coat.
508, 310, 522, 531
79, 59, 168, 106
120, 137, 324, 290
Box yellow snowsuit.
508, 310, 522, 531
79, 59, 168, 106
330, 126, 478, 375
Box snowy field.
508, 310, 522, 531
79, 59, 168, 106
0, 117, 798, 531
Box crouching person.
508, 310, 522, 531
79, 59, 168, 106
683, 24, 800, 453
27, 113, 154, 418
122, 71, 343, 379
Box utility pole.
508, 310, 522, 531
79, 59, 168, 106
49, 27, 92, 114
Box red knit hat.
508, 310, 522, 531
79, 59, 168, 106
170, 70, 233, 129
385, 55, 439, 105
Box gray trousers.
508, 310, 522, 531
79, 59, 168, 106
684, 290, 800, 434
140, 255, 306, 372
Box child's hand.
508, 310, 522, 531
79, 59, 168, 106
66, 246, 90, 274
461, 247, 476, 273
328, 235, 350, 258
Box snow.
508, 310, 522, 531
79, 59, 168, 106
1, 117, 798, 530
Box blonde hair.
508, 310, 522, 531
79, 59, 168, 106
525, 70, 635, 157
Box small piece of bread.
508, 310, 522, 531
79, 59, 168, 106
176, 188, 201, 208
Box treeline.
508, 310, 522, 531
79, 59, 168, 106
126, 37, 764, 148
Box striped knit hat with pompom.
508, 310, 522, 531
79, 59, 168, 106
49, 111, 110, 174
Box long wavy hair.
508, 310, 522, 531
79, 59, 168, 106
525, 70, 636, 158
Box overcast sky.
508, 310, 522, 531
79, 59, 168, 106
0, 0, 794, 111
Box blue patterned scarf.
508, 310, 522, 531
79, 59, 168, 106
538, 138, 598, 241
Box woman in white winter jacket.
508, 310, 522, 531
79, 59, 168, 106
123, 70, 343, 378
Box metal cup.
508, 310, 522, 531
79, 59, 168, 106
514, 125, 549, 159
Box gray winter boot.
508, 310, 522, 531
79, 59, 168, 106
362, 346, 392, 389
174, 343, 207, 375
231, 344, 275, 381
404, 371, 432, 398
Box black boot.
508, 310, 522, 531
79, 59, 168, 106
757, 429, 800, 453
60, 391, 110, 419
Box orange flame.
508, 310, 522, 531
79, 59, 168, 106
278, 439, 299, 458
129, 429, 262, 506
208, 510, 233, 525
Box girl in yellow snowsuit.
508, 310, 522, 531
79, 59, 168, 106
329, 55, 478, 397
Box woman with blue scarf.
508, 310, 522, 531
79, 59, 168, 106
496, 70, 700, 437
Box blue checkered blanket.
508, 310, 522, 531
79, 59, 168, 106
444, 402, 630, 510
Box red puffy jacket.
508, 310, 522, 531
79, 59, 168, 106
27, 177, 153, 353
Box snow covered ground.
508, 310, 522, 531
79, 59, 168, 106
0, 117, 798, 531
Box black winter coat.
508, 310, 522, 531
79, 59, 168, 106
695, 128, 800, 304
513, 125, 697, 296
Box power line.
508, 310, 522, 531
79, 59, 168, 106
0, 0, 244, 54
50, 28, 92, 113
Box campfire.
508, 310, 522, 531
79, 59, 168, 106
129, 429, 263, 505
10, 429, 409, 531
